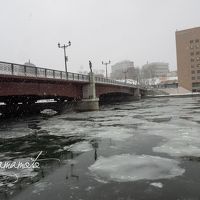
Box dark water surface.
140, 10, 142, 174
0, 97, 200, 200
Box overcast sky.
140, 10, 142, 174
0, 0, 200, 74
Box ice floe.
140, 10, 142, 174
89, 154, 184, 182
139, 117, 200, 157
40, 109, 57, 116
0, 123, 34, 139
32, 181, 52, 194
94, 128, 132, 141
69, 141, 93, 153
149, 126, 200, 157
150, 182, 163, 188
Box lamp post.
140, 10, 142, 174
58, 41, 71, 78
123, 70, 128, 83
102, 60, 111, 78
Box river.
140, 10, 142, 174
0, 97, 200, 200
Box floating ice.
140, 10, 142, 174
39, 117, 91, 137
89, 154, 184, 182
40, 109, 57, 116
150, 128, 200, 157
85, 186, 94, 192
69, 141, 93, 153
140, 117, 200, 157
94, 127, 133, 141
32, 181, 52, 194
0, 123, 34, 139
150, 182, 163, 188
153, 141, 200, 157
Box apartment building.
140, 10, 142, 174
176, 27, 200, 92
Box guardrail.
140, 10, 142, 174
0, 61, 89, 82
0, 61, 146, 89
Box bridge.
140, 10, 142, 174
0, 61, 147, 111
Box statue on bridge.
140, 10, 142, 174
89, 60, 92, 73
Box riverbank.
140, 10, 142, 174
147, 92, 200, 98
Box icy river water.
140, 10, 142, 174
0, 97, 200, 200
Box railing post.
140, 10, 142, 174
53, 70, 55, 78
24, 65, 26, 76
45, 69, 47, 77
35, 67, 37, 77
60, 71, 62, 79
11, 63, 14, 75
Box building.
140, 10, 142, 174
167, 70, 177, 77
24, 60, 36, 67
176, 27, 200, 92
141, 62, 169, 79
110, 60, 136, 79
158, 79, 178, 89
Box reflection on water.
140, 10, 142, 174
0, 97, 200, 199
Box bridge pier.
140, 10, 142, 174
133, 88, 141, 100
76, 72, 99, 111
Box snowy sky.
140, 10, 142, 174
0, 0, 200, 74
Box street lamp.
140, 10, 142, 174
123, 70, 128, 83
58, 41, 71, 78
102, 60, 111, 78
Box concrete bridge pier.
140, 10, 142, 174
76, 72, 99, 111
133, 88, 141, 100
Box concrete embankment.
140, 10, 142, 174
147, 93, 200, 98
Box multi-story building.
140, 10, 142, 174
176, 27, 200, 92
110, 60, 136, 79
167, 70, 177, 77
141, 62, 169, 79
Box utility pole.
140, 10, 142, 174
102, 60, 111, 78
58, 41, 71, 78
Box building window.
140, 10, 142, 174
190, 52, 194, 56
196, 51, 200, 55
191, 70, 195, 74
190, 40, 194, 43
192, 82, 200, 87
197, 57, 200, 61
191, 58, 195, 62
195, 39, 199, 43
197, 64, 200, 67
192, 77, 195, 80
198, 76, 200, 80
197, 70, 200, 73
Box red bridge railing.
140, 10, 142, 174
0, 61, 89, 82
0, 61, 144, 88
